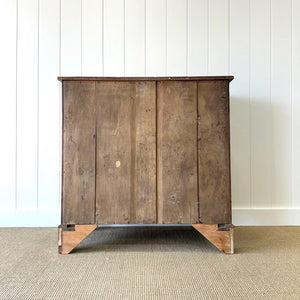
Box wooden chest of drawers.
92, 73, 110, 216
58, 76, 234, 254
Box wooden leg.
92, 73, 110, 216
192, 224, 234, 254
58, 224, 97, 254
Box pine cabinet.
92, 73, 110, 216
58, 76, 234, 254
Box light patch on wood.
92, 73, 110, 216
116, 160, 121, 168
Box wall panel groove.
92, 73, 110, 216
16, 0, 39, 209
292, 0, 300, 208
0, 0, 17, 209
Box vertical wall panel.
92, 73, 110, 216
229, 0, 251, 208
188, 0, 208, 75
16, 0, 38, 208
103, 0, 124, 76
38, 0, 60, 208
125, 0, 145, 76
0, 0, 17, 208
250, 0, 272, 208
292, 0, 300, 208
271, 0, 292, 207
145, 0, 166, 76
82, 0, 103, 76
166, 0, 187, 75
208, 0, 229, 74
61, 0, 81, 75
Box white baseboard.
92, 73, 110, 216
232, 208, 300, 226
0, 208, 299, 227
0, 208, 60, 227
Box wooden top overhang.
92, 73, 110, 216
58, 76, 234, 82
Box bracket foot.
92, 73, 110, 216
58, 224, 97, 254
192, 224, 234, 254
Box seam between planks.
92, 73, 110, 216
94, 82, 97, 224
196, 81, 200, 223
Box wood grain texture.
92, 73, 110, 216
61, 78, 232, 227
135, 82, 156, 223
197, 80, 231, 224
157, 81, 198, 224
62, 81, 96, 225
96, 81, 134, 224
58, 224, 97, 254
95, 81, 156, 224
192, 224, 234, 254
58, 76, 234, 82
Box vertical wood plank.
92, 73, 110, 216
292, 0, 300, 208
166, 0, 187, 75
135, 82, 156, 223
38, 0, 60, 209
188, 0, 208, 75
145, 0, 166, 76
250, 0, 272, 208
16, 0, 38, 208
61, 0, 81, 75
125, 0, 145, 76
0, 0, 17, 208
230, 0, 251, 209
157, 81, 198, 224
198, 80, 231, 224
271, 0, 292, 207
96, 82, 134, 224
103, 0, 124, 76
62, 81, 96, 225
82, 0, 103, 76
208, 0, 229, 74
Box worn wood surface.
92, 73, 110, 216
58, 224, 97, 254
192, 224, 234, 254
197, 80, 231, 224
134, 82, 156, 223
62, 81, 96, 225
58, 76, 234, 82
157, 81, 198, 224
95, 82, 156, 224
61, 78, 232, 227
96, 81, 134, 224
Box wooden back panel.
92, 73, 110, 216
197, 81, 231, 224
62, 81, 96, 225
157, 81, 198, 224
95, 81, 156, 224
61, 79, 232, 225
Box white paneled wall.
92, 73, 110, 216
0, 0, 299, 226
